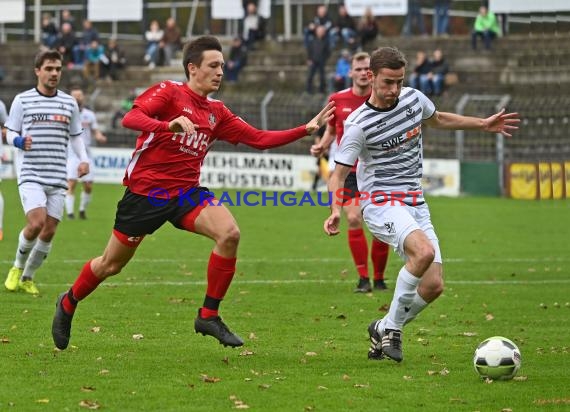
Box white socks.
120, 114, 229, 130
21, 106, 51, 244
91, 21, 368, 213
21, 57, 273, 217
14, 230, 37, 268
403, 293, 428, 326
80, 191, 91, 212
384, 266, 421, 330
65, 194, 75, 215
0, 191, 4, 230
22, 239, 52, 280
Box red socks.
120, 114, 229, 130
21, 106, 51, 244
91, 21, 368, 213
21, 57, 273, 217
348, 228, 369, 278
201, 252, 237, 319
371, 238, 389, 281
62, 260, 103, 314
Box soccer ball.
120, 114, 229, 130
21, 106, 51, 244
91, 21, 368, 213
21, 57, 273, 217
473, 336, 521, 380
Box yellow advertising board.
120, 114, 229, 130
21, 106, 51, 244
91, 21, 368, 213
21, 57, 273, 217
551, 163, 564, 200
508, 163, 537, 200
538, 163, 552, 199
565, 162, 570, 199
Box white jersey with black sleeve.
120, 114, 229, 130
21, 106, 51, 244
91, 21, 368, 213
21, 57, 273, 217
334, 87, 436, 208
5, 88, 83, 189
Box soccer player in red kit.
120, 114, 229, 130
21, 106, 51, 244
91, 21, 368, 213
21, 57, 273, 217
52, 35, 334, 350
311, 52, 390, 293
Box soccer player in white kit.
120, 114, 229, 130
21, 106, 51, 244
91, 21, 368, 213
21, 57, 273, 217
3, 50, 90, 295
65, 87, 107, 220
0, 98, 8, 241
324, 47, 520, 362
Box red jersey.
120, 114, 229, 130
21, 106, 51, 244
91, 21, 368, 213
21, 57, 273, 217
122, 81, 307, 197
327, 87, 370, 171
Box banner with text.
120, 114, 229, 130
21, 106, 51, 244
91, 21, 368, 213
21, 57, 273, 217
2, 147, 460, 196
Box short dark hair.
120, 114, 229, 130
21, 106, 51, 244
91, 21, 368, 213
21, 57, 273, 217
369, 47, 407, 75
182, 36, 223, 80
34, 49, 63, 69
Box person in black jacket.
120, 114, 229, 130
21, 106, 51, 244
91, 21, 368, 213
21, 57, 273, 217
225, 37, 248, 82
407, 51, 432, 95
306, 25, 331, 94
427, 49, 449, 96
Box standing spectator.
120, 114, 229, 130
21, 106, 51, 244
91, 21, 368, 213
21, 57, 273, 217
0, 98, 7, 241
82, 39, 104, 82
100, 38, 127, 81
306, 25, 331, 95
472, 5, 500, 50
311, 51, 390, 292
41, 13, 59, 49
324, 46, 519, 363
402, 0, 426, 36
3, 50, 89, 295
331, 4, 358, 51
427, 49, 449, 96
357, 7, 379, 49
50, 35, 334, 351
225, 37, 248, 82
303, 4, 334, 49
407, 51, 432, 95
162, 17, 182, 66
55, 22, 78, 66
331, 49, 352, 92
242, 2, 265, 50
144, 20, 164, 68
65, 87, 107, 220
434, 0, 452, 36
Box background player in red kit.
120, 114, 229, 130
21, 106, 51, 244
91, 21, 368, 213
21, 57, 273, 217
311, 51, 389, 293
52, 35, 334, 350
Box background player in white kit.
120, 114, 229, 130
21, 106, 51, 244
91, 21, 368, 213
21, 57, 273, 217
0, 98, 7, 241
324, 47, 520, 362
65, 87, 107, 220
4, 50, 89, 295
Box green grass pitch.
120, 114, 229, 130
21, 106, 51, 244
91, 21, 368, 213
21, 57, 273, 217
1, 179, 569, 411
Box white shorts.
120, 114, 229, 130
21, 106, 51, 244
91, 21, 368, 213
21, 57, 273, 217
19, 182, 66, 220
362, 202, 442, 264
67, 154, 94, 182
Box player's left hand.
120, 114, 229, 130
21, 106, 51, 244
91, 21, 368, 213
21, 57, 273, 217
324, 211, 341, 236
78, 162, 90, 178
306, 102, 335, 135
483, 108, 520, 137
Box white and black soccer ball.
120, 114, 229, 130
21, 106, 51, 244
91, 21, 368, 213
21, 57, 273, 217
473, 336, 521, 380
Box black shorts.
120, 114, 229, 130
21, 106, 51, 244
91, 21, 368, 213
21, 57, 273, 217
114, 187, 214, 236
341, 172, 359, 204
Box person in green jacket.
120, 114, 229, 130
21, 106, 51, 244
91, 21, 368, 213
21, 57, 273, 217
471, 5, 500, 50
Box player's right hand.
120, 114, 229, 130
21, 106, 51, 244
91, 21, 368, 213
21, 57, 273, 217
169, 116, 196, 134
324, 211, 341, 236
23, 136, 32, 151
310, 143, 325, 157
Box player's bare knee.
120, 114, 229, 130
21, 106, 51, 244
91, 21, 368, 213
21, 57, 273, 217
26, 221, 45, 237
217, 225, 241, 250
345, 213, 362, 228
415, 243, 436, 271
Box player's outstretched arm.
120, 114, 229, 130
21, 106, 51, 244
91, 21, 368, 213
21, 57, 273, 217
324, 163, 351, 236
425, 109, 520, 137
221, 101, 335, 150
